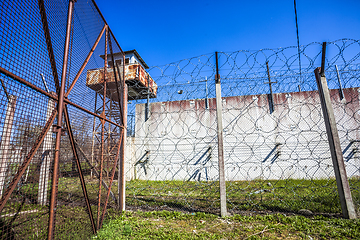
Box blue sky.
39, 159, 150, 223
96, 0, 360, 67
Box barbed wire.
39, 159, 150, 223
126, 38, 360, 216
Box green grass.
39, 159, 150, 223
93, 210, 360, 239
124, 178, 360, 214
1, 177, 359, 239
0, 205, 93, 240
11, 177, 360, 215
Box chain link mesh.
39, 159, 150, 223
126, 39, 360, 216
0, 0, 125, 238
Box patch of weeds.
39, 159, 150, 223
123, 224, 132, 235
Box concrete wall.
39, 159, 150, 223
127, 88, 360, 181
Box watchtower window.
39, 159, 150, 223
115, 59, 122, 66
108, 61, 113, 67
125, 58, 130, 64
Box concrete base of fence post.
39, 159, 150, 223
315, 68, 357, 219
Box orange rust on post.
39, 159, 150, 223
100, 110, 106, 121
48, 1, 75, 239
215, 74, 220, 82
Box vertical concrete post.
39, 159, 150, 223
38, 94, 55, 205
91, 93, 98, 179
314, 43, 356, 219
215, 52, 227, 217
0, 95, 17, 196
315, 68, 356, 219
119, 84, 128, 211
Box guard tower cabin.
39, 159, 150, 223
86, 49, 157, 100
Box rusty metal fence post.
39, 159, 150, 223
314, 42, 357, 219
48, 0, 76, 238
97, 25, 108, 230
215, 52, 227, 217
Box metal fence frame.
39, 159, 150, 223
0, 0, 127, 238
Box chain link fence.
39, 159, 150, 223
126, 39, 360, 217
0, 0, 126, 238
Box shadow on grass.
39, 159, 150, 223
126, 196, 221, 215
126, 190, 342, 215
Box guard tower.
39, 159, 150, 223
86, 49, 157, 101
